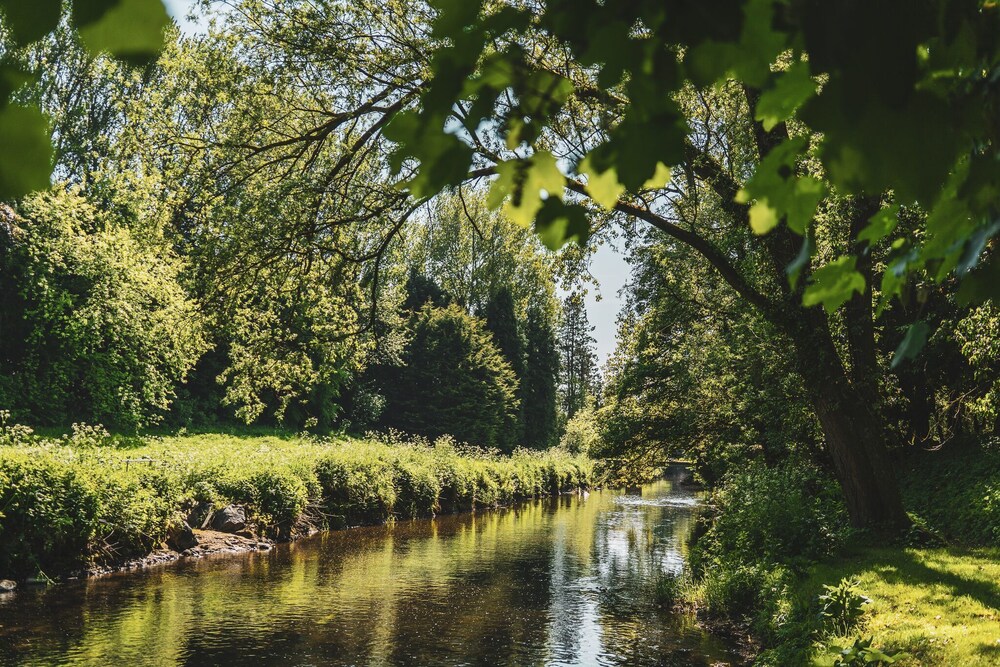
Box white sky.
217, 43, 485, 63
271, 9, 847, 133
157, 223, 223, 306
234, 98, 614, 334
162, 0, 627, 365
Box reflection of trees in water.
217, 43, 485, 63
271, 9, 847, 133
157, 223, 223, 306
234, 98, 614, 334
0, 481, 739, 666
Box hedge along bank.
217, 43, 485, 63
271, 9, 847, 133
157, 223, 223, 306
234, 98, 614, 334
0, 427, 593, 580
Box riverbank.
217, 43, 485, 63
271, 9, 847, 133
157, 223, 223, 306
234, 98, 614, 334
0, 429, 592, 581
684, 442, 1000, 666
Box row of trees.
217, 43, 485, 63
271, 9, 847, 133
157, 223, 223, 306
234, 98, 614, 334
0, 15, 601, 450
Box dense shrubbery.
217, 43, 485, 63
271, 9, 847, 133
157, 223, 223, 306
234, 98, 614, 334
0, 429, 591, 578
897, 440, 1000, 545
694, 461, 853, 573
687, 461, 852, 643
0, 191, 207, 430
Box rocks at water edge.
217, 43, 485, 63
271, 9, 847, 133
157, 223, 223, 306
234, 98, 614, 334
0, 579, 16, 592
166, 520, 199, 551
211, 504, 247, 533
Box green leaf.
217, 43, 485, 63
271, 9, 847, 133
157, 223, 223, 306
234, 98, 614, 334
748, 201, 779, 234
0, 104, 53, 200
579, 156, 625, 210
77, 0, 171, 65
0, 0, 61, 46
803, 256, 865, 314
801, 84, 958, 204
755, 61, 818, 132
957, 257, 1000, 307
533, 199, 589, 249
642, 163, 672, 190
785, 236, 814, 290
686, 0, 787, 87
488, 151, 565, 228
891, 321, 930, 369
737, 137, 826, 235
858, 204, 900, 246
72, 0, 121, 27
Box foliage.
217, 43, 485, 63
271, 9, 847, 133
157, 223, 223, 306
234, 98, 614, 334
558, 291, 599, 420
522, 303, 560, 449
558, 400, 602, 456
407, 192, 557, 320
0, 0, 170, 199
0, 190, 207, 429
831, 637, 905, 666
817, 579, 872, 636
693, 461, 852, 574
697, 561, 791, 631
389, 0, 999, 313
0, 428, 592, 577
485, 286, 526, 451
897, 441, 1000, 545
381, 304, 520, 451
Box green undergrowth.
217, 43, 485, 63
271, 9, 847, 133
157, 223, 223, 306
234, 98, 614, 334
897, 439, 1000, 545
794, 546, 1000, 666
683, 445, 1000, 666
0, 427, 591, 578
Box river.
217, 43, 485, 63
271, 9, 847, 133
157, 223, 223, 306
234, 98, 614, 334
0, 466, 742, 666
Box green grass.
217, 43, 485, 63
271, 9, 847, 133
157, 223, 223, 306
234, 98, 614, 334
800, 546, 1000, 666
0, 428, 592, 578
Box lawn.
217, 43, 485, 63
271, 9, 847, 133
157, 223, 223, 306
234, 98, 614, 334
803, 546, 1000, 666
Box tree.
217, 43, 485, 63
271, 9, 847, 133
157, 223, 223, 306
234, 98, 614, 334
485, 286, 525, 449
382, 304, 519, 450
0, 190, 207, 430
372, 0, 1000, 530
557, 292, 598, 421
0, 0, 171, 199
406, 190, 558, 319
403, 268, 450, 311
523, 304, 560, 449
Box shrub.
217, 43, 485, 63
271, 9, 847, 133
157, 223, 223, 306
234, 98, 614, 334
0, 428, 591, 577
0, 450, 99, 576
817, 578, 872, 635
695, 460, 852, 572
699, 562, 790, 623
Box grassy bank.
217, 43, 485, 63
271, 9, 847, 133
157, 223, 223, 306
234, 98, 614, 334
682, 442, 1000, 666
0, 427, 592, 579
798, 546, 1000, 666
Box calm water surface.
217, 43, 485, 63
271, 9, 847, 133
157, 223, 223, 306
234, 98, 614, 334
0, 468, 742, 666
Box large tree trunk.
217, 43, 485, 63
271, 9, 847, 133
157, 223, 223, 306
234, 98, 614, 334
787, 310, 911, 532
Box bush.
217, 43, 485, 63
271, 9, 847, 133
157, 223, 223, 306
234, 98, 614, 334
0, 190, 208, 430
694, 460, 852, 573
0, 427, 592, 578
897, 440, 1000, 545
0, 450, 99, 576
700, 562, 790, 623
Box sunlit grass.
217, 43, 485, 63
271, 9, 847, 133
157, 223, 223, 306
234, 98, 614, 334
804, 547, 1000, 666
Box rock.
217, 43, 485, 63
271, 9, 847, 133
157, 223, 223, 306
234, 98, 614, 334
211, 504, 247, 533
166, 520, 199, 551
185, 501, 213, 529
0, 580, 15, 592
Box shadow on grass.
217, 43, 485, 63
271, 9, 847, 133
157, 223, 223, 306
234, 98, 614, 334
882, 549, 1000, 613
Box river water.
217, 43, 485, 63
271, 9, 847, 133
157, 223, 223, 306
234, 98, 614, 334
0, 468, 742, 666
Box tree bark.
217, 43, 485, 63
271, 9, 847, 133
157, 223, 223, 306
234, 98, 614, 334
785, 308, 911, 531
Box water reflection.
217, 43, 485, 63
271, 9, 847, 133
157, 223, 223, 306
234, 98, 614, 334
0, 470, 742, 666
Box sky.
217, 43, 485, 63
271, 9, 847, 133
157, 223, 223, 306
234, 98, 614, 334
163, 0, 628, 365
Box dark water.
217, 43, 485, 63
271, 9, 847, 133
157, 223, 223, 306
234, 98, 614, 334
0, 469, 742, 666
